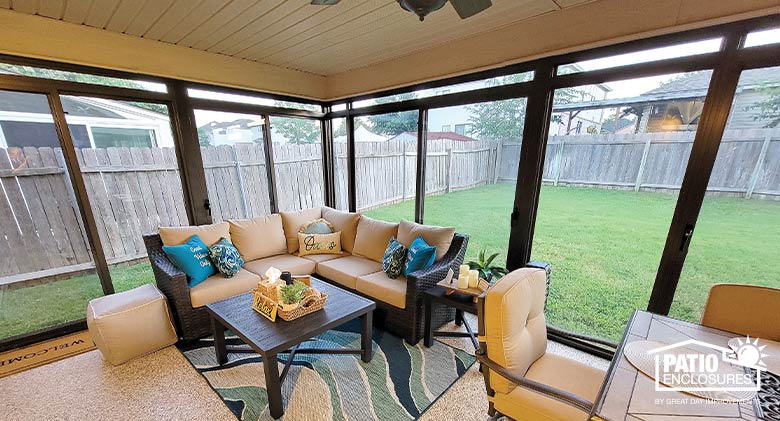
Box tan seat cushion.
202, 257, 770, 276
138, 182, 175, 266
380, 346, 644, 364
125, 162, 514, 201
243, 254, 316, 278
300, 252, 348, 265
87, 284, 177, 365
189, 268, 261, 308
397, 220, 455, 261
356, 271, 407, 309
352, 216, 399, 263
316, 255, 383, 290
485, 268, 548, 394
322, 207, 361, 253
493, 353, 605, 421
159, 222, 229, 246
227, 214, 287, 261
280, 207, 322, 253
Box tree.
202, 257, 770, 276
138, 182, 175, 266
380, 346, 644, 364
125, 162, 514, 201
271, 101, 322, 144
366, 93, 418, 135
748, 84, 780, 128
197, 127, 213, 147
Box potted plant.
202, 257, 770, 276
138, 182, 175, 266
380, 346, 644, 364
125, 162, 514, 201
278, 281, 308, 311
467, 250, 508, 283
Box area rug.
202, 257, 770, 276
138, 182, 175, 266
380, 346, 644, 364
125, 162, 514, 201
178, 320, 476, 421
0, 330, 95, 378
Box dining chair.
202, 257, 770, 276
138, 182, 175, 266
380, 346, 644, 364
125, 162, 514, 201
701, 283, 780, 342
475, 267, 609, 420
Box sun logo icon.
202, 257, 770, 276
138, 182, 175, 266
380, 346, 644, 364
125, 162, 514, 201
725, 336, 770, 370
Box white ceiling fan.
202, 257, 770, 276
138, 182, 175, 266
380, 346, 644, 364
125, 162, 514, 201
311, 0, 493, 22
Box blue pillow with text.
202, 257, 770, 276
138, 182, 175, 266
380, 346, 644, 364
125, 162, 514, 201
403, 236, 436, 276
162, 234, 216, 287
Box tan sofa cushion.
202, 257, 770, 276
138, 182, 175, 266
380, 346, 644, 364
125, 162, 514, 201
159, 222, 229, 246
485, 268, 548, 395
353, 216, 399, 263
493, 353, 605, 421
189, 268, 261, 308
397, 220, 455, 261
316, 255, 382, 290
322, 207, 361, 253
300, 252, 347, 265
228, 214, 287, 261
243, 254, 316, 278
356, 271, 407, 309
87, 284, 177, 365
281, 207, 322, 253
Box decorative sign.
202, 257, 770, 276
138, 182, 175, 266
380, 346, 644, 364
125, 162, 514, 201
252, 292, 278, 322
477, 279, 490, 292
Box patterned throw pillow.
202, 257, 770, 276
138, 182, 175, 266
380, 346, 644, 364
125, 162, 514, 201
298, 231, 342, 256
208, 238, 244, 278
162, 235, 216, 287
404, 236, 437, 276
383, 237, 407, 279
300, 218, 335, 235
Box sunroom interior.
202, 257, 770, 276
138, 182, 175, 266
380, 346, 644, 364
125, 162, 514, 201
1, 1, 780, 420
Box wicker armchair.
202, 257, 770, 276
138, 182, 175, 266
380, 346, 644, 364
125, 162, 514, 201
144, 232, 469, 344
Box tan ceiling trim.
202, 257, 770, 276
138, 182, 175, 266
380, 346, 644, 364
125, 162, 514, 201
0, 8, 326, 100
324, 0, 780, 100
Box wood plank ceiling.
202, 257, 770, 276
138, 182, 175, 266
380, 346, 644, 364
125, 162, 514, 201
0, 0, 594, 76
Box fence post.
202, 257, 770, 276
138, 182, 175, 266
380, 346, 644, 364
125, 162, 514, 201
634, 137, 653, 192
231, 145, 249, 218
445, 147, 453, 193
56, 149, 91, 252
746, 134, 772, 199
493, 142, 503, 183
401, 143, 407, 201
553, 140, 565, 186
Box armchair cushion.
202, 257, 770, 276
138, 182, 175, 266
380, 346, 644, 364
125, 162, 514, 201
353, 216, 399, 263
493, 353, 605, 421
228, 214, 287, 261
316, 255, 382, 289
485, 268, 548, 394
280, 207, 322, 253
159, 222, 229, 247
356, 271, 406, 309
397, 220, 455, 261
189, 268, 261, 308
322, 207, 360, 253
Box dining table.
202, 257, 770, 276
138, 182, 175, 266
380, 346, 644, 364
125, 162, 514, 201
590, 309, 780, 421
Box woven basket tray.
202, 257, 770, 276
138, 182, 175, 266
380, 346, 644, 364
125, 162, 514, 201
252, 281, 327, 322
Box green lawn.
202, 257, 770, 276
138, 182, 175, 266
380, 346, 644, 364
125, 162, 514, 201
2, 184, 778, 342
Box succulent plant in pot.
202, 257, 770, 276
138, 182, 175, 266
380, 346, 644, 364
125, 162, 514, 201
278, 281, 308, 311
467, 250, 508, 283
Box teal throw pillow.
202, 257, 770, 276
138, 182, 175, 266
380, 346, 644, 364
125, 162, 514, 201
404, 236, 436, 276
162, 234, 216, 288
382, 237, 406, 279
208, 238, 244, 278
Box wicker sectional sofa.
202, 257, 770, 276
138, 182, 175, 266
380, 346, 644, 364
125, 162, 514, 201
143, 206, 468, 344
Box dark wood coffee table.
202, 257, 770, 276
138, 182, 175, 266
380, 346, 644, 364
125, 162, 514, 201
205, 278, 376, 419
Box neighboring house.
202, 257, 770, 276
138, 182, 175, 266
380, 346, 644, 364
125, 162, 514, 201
0, 89, 173, 149
333, 125, 389, 143
198, 118, 264, 146
389, 131, 478, 143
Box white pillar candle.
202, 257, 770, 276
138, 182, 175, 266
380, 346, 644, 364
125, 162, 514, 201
457, 274, 469, 289
459, 264, 470, 277
468, 270, 479, 288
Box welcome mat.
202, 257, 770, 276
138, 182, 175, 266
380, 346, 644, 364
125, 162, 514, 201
178, 320, 475, 421
0, 331, 95, 378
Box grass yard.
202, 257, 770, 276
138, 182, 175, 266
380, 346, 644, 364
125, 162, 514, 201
2, 184, 778, 341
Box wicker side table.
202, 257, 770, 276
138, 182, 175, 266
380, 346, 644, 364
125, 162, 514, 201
423, 285, 479, 349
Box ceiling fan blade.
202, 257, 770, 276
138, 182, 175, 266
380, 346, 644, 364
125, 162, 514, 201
449, 0, 492, 19
311, 0, 341, 5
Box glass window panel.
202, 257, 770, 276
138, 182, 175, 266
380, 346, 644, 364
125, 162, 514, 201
187, 88, 320, 112
352, 72, 533, 109
0, 91, 101, 340
744, 27, 780, 48
557, 38, 722, 75
531, 71, 713, 341
356, 111, 418, 221
270, 116, 325, 211
62, 97, 187, 295
423, 98, 526, 262
0, 63, 166, 92
194, 110, 272, 222
332, 117, 349, 211
669, 65, 780, 322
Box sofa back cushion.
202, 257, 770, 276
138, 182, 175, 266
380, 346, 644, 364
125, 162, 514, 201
353, 216, 399, 263
159, 222, 230, 247
280, 207, 322, 253
397, 220, 455, 261
228, 214, 287, 261
322, 207, 360, 253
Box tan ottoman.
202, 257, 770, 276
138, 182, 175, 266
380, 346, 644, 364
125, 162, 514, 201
87, 284, 178, 365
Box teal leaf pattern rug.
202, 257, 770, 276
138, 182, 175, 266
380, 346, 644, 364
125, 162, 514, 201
178, 320, 475, 420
